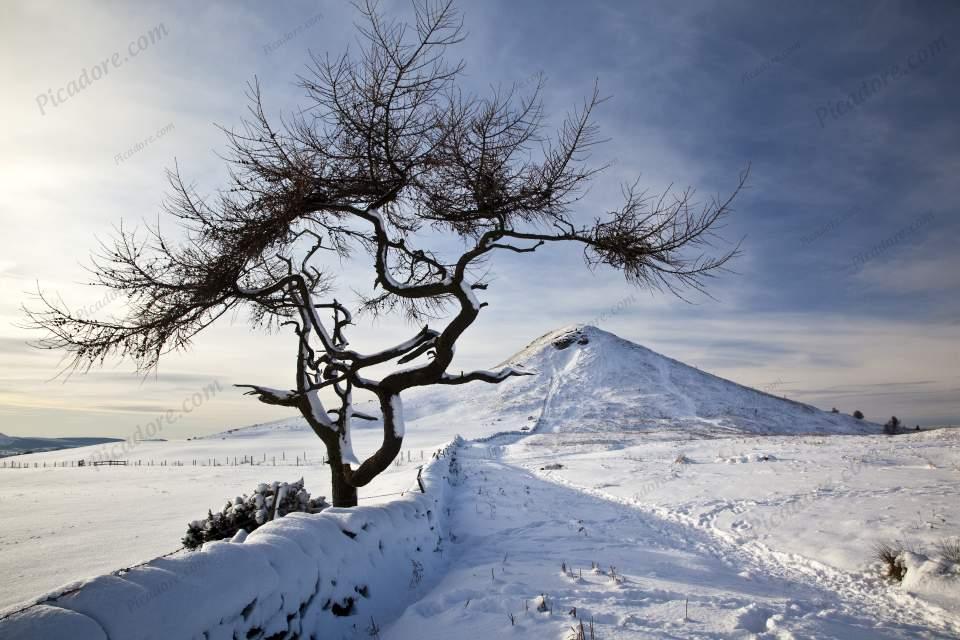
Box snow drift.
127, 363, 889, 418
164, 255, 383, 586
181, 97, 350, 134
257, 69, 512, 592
899, 551, 960, 614
0, 441, 462, 640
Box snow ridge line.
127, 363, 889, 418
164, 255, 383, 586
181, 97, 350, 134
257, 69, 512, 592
0, 439, 464, 640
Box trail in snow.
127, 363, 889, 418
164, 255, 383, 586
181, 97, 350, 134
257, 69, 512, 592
387, 441, 960, 639
653, 348, 699, 420
533, 373, 558, 435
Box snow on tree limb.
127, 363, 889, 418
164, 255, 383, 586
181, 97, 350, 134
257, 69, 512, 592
235, 385, 299, 407
438, 367, 536, 385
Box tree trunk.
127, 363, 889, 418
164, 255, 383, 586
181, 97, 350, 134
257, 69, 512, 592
325, 439, 358, 508
298, 403, 359, 508
330, 465, 358, 507
341, 392, 403, 488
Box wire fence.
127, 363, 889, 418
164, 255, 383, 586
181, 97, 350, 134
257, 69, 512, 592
0, 449, 429, 470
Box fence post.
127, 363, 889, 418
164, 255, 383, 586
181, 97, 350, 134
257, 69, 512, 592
417, 466, 425, 494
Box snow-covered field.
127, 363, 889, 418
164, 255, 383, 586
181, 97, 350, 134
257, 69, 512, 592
386, 431, 960, 639
0, 423, 464, 614
393, 429, 958, 638
2, 326, 958, 637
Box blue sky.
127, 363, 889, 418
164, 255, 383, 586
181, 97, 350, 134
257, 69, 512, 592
1, 0, 957, 438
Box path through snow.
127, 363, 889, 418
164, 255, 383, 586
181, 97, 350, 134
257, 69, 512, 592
386, 439, 960, 639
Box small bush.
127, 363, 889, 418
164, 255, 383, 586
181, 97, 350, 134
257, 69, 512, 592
831, 407, 839, 413
883, 416, 901, 435
182, 478, 328, 550
935, 538, 960, 565
853, 410, 864, 420
873, 541, 906, 581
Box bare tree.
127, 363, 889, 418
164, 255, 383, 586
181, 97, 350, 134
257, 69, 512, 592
26, 0, 746, 507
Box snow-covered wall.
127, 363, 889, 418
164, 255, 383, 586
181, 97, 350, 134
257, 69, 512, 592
0, 440, 462, 640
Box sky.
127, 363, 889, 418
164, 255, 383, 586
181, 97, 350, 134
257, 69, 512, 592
0, 0, 957, 440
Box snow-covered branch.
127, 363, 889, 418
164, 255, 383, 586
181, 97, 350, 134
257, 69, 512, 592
235, 385, 300, 407
438, 366, 535, 385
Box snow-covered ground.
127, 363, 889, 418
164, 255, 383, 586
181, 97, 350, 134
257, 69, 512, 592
389, 433, 960, 638
0, 424, 465, 614
2, 325, 958, 637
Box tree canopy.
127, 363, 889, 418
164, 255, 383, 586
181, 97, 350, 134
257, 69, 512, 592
27, 0, 746, 505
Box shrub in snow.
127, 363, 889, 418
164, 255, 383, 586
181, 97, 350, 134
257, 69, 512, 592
853, 410, 864, 420
884, 416, 901, 435
874, 541, 907, 581
936, 538, 960, 566
182, 478, 328, 550
831, 407, 839, 413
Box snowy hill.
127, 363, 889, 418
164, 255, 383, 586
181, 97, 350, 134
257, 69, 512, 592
404, 324, 875, 438
210, 325, 875, 442
0, 433, 122, 458
195, 419, 313, 440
